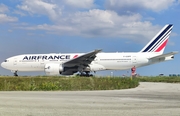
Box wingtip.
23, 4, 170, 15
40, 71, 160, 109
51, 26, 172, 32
94, 49, 102, 52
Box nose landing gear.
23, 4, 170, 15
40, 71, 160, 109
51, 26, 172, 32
13, 71, 18, 76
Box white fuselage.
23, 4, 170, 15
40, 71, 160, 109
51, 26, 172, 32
1, 52, 167, 72
1, 24, 176, 75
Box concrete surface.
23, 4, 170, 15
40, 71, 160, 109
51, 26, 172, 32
0, 82, 180, 116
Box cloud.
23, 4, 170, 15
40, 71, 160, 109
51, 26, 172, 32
64, 0, 95, 9
17, 0, 61, 20
0, 14, 18, 23
13, 10, 27, 16
8, 29, 13, 32
18, 9, 160, 42
105, 0, 176, 14
0, 4, 17, 23
11, 0, 173, 42
16, 0, 95, 21
0, 4, 9, 13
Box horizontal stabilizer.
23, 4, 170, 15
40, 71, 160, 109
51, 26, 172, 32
149, 51, 178, 60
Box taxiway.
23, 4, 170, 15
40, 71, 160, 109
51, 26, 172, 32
0, 82, 180, 116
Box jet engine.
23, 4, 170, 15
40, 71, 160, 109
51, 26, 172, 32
44, 63, 64, 75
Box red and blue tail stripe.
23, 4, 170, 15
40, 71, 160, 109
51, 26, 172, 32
140, 24, 173, 53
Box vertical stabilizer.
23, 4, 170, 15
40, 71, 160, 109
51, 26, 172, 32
140, 24, 173, 54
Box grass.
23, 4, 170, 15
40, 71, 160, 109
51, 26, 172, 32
0, 76, 139, 91
137, 76, 180, 83
1, 76, 179, 91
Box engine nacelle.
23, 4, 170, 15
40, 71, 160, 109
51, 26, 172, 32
44, 63, 64, 75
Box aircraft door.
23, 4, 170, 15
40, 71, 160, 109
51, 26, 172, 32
13, 58, 17, 65
132, 56, 137, 64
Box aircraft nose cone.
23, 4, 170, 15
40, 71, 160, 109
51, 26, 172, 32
1, 62, 5, 68
1, 62, 8, 69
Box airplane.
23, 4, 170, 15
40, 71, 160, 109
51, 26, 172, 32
1, 24, 178, 76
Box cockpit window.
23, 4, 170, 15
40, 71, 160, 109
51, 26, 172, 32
4, 60, 7, 62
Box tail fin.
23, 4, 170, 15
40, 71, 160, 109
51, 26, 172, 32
140, 24, 173, 54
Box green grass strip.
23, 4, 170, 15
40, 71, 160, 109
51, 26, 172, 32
0, 76, 139, 91
137, 76, 180, 83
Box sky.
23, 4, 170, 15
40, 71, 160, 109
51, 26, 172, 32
0, 0, 180, 76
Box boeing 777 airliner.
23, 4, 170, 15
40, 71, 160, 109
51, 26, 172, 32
1, 24, 178, 76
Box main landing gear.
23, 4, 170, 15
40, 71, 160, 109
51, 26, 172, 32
77, 71, 93, 77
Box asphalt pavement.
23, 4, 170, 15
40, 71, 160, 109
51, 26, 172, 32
0, 82, 180, 116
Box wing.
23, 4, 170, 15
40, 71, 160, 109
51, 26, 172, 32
63, 49, 101, 68
149, 51, 178, 60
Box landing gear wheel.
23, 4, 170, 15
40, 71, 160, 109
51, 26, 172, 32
78, 71, 93, 77
14, 71, 18, 76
